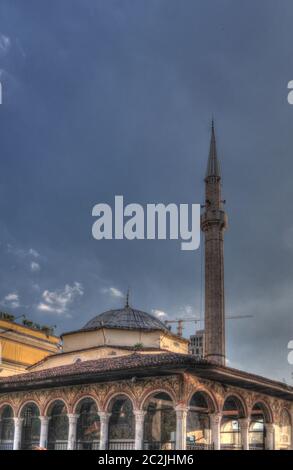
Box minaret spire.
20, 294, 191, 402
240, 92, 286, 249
125, 288, 130, 308
201, 122, 228, 366
206, 119, 221, 179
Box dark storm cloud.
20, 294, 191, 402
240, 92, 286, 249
0, 0, 292, 381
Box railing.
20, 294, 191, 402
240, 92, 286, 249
186, 442, 214, 450
249, 444, 264, 450
220, 443, 243, 450
47, 441, 68, 450
143, 441, 176, 450
0, 442, 13, 450
22, 440, 40, 450
107, 440, 135, 450
76, 441, 100, 450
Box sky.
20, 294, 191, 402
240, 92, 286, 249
0, 0, 293, 383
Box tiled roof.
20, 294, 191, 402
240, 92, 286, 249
0, 353, 197, 385
0, 353, 292, 401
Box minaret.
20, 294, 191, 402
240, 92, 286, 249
201, 122, 228, 366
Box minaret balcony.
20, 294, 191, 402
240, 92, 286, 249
200, 210, 228, 231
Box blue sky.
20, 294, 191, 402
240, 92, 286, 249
0, 0, 293, 382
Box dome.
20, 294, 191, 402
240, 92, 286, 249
82, 306, 170, 333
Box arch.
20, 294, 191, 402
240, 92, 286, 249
44, 397, 69, 417
107, 394, 135, 450
280, 408, 292, 425
143, 391, 176, 450
250, 401, 273, 424
0, 405, 14, 450
222, 394, 248, 418
20, 402, 41, 450
187, 391, 214, 449
18, 400, 40, 418
105, 391, 136, 413
76, 397, 100, 450
47, 400, 69, 450
140, 387, 176, 411
188, 389, 217, 413
220, 395, 246, 450
249, 401, 273, 450
72, 394, 101, 414
0, 402, 15, 418
279, 408, 292, 450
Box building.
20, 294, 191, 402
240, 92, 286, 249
0, 313, 60, 377
189, 330, 205, 359
0, 125, 292, 451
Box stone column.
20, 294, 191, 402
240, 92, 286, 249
98, 412, 111, 450
13, 417, 23, 450
239, 418, 250, 450
175, 405, 188, 450
265, 423, 275, 450
67, 414, 79, 450
39, 416, 50, 449
134, 410, 146, 450
210, 413, 222, 450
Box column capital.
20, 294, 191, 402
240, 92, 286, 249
67, 413, 79, 423
39, 415, 50, 423
175, 404, 189, 414
98, 411, 111, 422
134, 410, 146, 419
13, 417, 24, 425
210, 412, 222, 425
239, 417, 250, 430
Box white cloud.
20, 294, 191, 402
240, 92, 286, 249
2, 292, 20, 309
6, 245, 42, 271
7, 244, 40, 259
37, 282, 84, 315
0, 34, 11, 56
29, 248, 40, 258
30, 261, 40, 272
152, 309, 168, 319
179, 304, 194, 317
101, 286, 124, 299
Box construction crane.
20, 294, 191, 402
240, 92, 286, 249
164, 315, 253, 337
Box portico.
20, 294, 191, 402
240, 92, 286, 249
0, 353, 292, 451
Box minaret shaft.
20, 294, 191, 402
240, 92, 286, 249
201, 124, 227, 366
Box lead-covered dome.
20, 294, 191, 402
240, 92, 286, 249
82, 306, 170, 333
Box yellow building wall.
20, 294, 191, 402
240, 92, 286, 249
30, 328, 188, 372
160, 334, 189, 354
0, 319, 60, 377
30, 346, 132, 371
62, 328, 188, 354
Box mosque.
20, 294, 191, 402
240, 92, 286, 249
0, 126, 292, 451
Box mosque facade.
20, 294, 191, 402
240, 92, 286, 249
0, 127, 292, 451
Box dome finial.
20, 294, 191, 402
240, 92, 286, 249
125, 288, 130, 308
